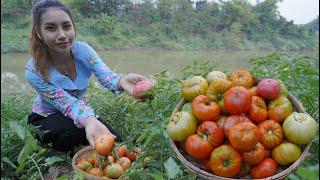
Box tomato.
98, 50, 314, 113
206, 71, 227, 84
223, 114, 251, 138
247, 96, 268, 124
181, 102, 192, 112
248, 86, 257, 96
197, 121, 225, 148
237, 162, 251, 177
77, 159, 93, 172
272, 141, 301, 165
224, 86, 252, 115
132, 80, 155, 100
192, 95, 221, 122
228, 69, 253, 88
206, 79, 232, 102
182, 76, 209, 101
117, 145, 128, 158
198, 159, 213, 171
94, 134, 115, 156
218, 98, 228, 115
86, 152, 97, 165
89, 167, 104, 177
93, 156, 107, 169
258, 120, 284, 149
209, 145, 242, 177
268, 96, 293, 123
216, 115, 227, 128
228, 122, 259, 151
104, 163, 124, 178
241, 142, 266, 165
167, 111, 197, 141
250, 158, 277, 179
186, 134, 214, 159
283, 112, 318, 145
107, 155, 116, 164
126, 151, 138, 162
117, 157, 131, 170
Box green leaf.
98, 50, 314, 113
9, 121, 25, 140
296, 165, 319, 179
164, 157, 181, 179
44, 156, 65, 166
149, 171, 164, 180
56, 175, 71, 180
1, 157, 17, 169
17, 137, 38, 165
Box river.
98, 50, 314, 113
1, 49, 318, 98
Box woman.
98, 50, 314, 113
25, 0, 152, 155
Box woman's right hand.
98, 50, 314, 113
82, 116, 116, 148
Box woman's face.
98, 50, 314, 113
39, 8, 75, 54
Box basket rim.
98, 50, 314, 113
169, 91, 313, 180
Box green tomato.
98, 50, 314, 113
272, 141, 301, 165
167, 111, 198, 141
181, 102, 192, 112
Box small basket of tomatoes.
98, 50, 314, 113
167, 69, 318, 179
72, 134, 141, 179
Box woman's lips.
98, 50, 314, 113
57, 42, 69, 48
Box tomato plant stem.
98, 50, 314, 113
30, 154, 44, 180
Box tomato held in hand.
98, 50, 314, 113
197, 121, 225, 148
241, 142, 266, 165
94, 134, 115, 156
223, 114, 251, 138
268, 96, 293, 123
250, 158, 277, 179
247, 96, 268, 124
258, 120, 284, 149
186, 134, 214, 159
228, 122, 259, 151
192, 95, 221, 122
210, 145, 242, 177
224, 86, 252, 115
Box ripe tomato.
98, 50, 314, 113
241, 142, 266, 165
94, 134, 115, 156
107, 155, 116, 164
247, 96, 268, 124
228, 69, 253, 88
192, 95, 221, 122
224, 86, 252, 115
126, 151, 138, 162
206, 79, 232, 102
186, 134, 214, 159
223, 114, 251, 138
210, 145, 242, 177
104, 163, 124, 178
89, 167, 104, 177
268, 96, 293, 123
250, 158, 277, 179
85, 152, 97, 165
117, 157, 131, 170
228, 122, 259, 151
258, 120, 284, 149
117, 145, 128, 157
77, 159, 93, 172
197, 121, 225, 148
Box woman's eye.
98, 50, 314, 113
45, 26, 55, 31
64, 24, 71, 29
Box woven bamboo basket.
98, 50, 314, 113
169, 79, 313, 180
72, 146, 125, 180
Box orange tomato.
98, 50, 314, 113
241, 142, 266, 165
94, 134, 115, 156
192, 95, 221, 122
228, 69, 253, 88
258, 120, 284, 149
250, 158, 277, 179
228, 122, 259, 151
247, 96, 268, 124
89, 167, 104, 177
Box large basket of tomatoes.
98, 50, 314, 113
72, 134, 140, 179
167, 70, 318, 179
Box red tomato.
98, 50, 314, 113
223, 114, 251, 138
228, 122, 259, 151
247, 96, 268, 124
228, 69, 254, 88
197, 121, 225, 148
89, 167, 104, 177
186, 134, 214, 159
117, 145, 128, 157
258, 120, 284, 149
241, 142, 266, 165
268, 96, 293, 123
192, 95, 221, 122
224, 86, 252, 115
210, 145, 242, 177
94, 134, 115, 156
250, 158, 277, 178
117, 157, 131, 170
126, 151, 138, 162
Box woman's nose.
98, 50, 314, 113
57, 29, 66, 40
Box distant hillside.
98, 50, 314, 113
306, 16, 319, 31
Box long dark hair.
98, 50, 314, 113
29, 0, 76, 81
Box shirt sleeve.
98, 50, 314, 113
25, 64, 95, 128
83, 43, 123, 93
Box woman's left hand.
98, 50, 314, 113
119, 73, 151, 95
